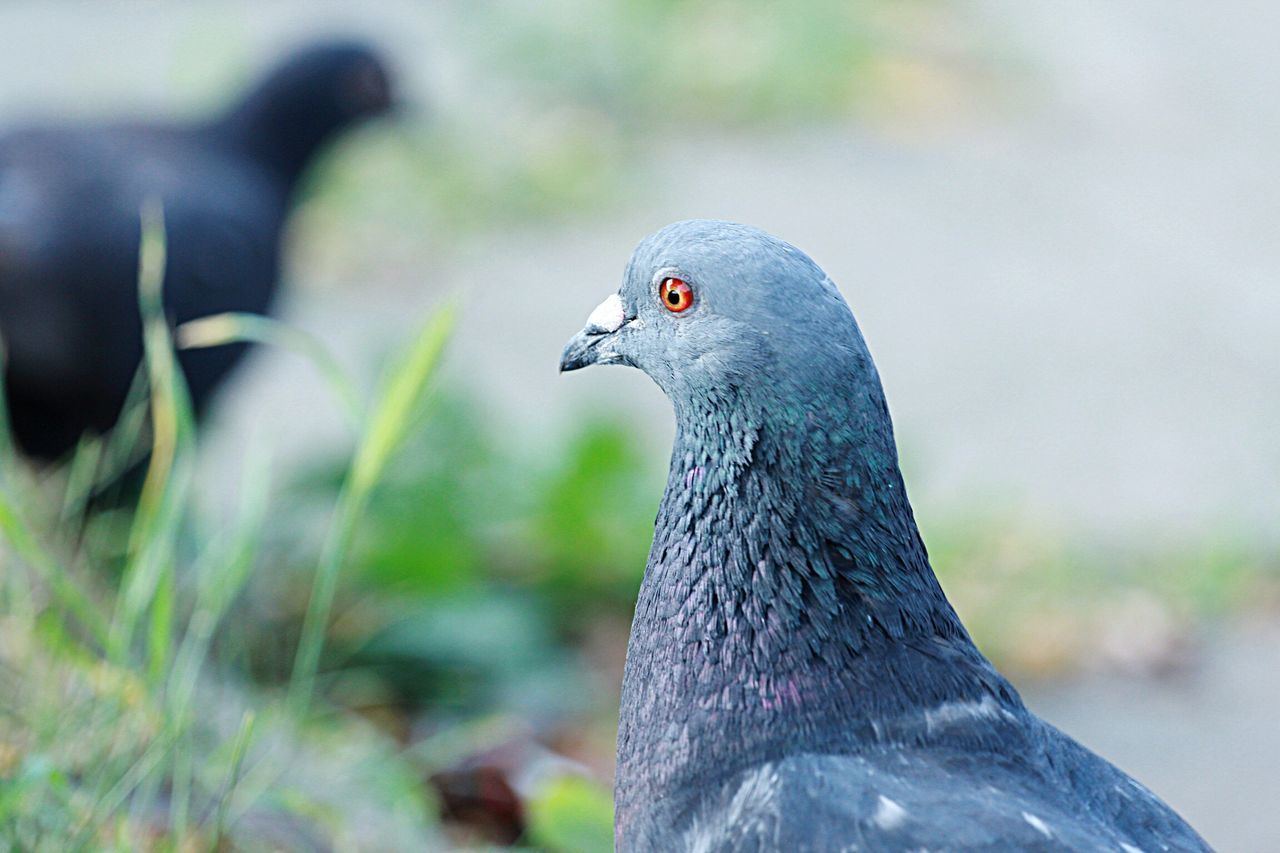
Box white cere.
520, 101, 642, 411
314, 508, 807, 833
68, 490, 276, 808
586, 293, 625, 333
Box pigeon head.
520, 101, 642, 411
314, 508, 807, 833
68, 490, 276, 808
560, 223, 1211, 853
561, 220, 882, 427
220, 40, 394, 184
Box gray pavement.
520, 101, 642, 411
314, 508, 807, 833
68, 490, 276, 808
1024, 620, 1280, 852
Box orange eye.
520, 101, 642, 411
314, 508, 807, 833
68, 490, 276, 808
659, 277, 694, 313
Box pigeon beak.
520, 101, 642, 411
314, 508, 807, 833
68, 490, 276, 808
559, 293, 629, 372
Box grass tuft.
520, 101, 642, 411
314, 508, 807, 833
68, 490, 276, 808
0, 207, 451, 849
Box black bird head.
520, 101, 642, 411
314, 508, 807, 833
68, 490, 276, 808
560, 219, 883, 431
219, 39, 395, 185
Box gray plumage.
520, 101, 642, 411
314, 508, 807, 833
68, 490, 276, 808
560, 220, 1209, 852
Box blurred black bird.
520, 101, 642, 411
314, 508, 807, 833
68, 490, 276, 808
562, 221, 1210, 851
0, 40, 393, 462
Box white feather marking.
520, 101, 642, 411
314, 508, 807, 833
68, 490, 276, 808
872, 795, 909, 830
686, 763, 782, 853
586, 293, 625, 333
924, 695, 1010, 733
1022, 812, 1053, 838
1119, 844, 1145, 853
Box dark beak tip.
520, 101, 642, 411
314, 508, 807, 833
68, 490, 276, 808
559, 335, 592, 374
561, 320, 625, 374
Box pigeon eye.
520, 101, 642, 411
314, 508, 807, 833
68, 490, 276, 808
659, 277, 694, 313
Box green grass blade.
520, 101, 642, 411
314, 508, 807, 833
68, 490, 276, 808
178, 311, 365, 428
169, 731, 194, 843
350, 302, 455, 497
167, 442, 270, 724
0, 487, 109, 647
108, 199, 196, 682
0, 326, 14, 471
71, 728, 176, 849
60, 435, 104, 520
210, 711, 255, 848
62, 368, 152, 518
287, 302, 455, 715
133, 198, 197, 527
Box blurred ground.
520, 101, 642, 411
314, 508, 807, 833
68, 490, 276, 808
1024, 618, 1280, 851
175, 0, 1280, 542
2, 1, 1277, 849
2, 2, 1270, 536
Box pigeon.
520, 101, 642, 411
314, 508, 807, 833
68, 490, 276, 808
560, 220, 1210, 851
0, 40, 393, 461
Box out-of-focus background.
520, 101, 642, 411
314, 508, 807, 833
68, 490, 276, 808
1, 1, 1277, 849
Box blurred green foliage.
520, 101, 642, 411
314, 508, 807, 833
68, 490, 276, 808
526, 775, 615, 853
926, 515, 1276, 678
347, 392, 659, 612
296, 0, 903, 251
277, 394, 661, 718
465, 0, 878, 126
528, 418, 662, 615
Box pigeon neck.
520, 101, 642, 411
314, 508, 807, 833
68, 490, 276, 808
652, 389, 966, 650
615, 387, 1014, 829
